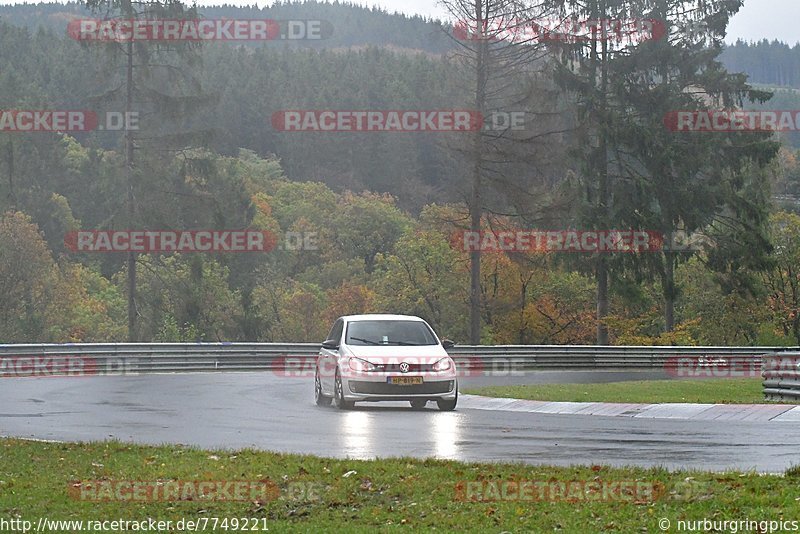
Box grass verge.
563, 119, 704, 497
464, 378, 778, 405
0, 438, 798, 532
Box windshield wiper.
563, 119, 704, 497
385, 341, 423, 346
349, 336, 380, 345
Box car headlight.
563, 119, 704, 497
349, 357, 377, 372
432, 358, 452, 372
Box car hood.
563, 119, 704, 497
345, 344, 450, 363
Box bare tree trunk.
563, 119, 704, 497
125, 33, 137, 342
440, 0, 550, 343
469, 163, 482, 344
596, 258, 609, 344
518, 277, 528, 344
594, 0, 611, 345
468, 0, 488, 345
5, 139, 15, 209
661, 249, 677, 332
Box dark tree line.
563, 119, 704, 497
721, 39, 800, 89
0, 0, 454, 53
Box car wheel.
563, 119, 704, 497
410, 399, 427, 410
333, 369, 354, 410
315, 368, 332, 407
437, 387, 458, 411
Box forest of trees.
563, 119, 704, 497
1, 1, 800, 346
0, 1, 453, 52
721, 40, 800, 89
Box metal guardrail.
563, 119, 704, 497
447, 345, 789, 371
763, 352, 800, 401
0, 343, 793, 377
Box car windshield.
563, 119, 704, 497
346, 320, 438, 346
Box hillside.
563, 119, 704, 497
0, 0, 453, 53
0, 0, 797, 348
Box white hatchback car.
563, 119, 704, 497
314, 314, 458, 411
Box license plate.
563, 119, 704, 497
388, 376, 423, 385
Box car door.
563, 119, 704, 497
319, 318, 344, 394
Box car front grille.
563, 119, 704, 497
349, 380, 454, 395
377, 363, 434, 372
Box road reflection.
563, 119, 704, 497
431, 411, 461, 458
341, 410, 372, 456
339, 406, 462, 460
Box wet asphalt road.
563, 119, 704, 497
1, 371, 798, 473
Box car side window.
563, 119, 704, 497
327, 319, 344, 344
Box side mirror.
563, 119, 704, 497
441, 339, 455, 350
321, 340, 339, 350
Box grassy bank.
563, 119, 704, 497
464, 378, 773, 405
0, 438, 797, 532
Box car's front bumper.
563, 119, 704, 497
341, 373, 457, 402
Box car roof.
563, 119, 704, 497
341, 314, 425, 322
